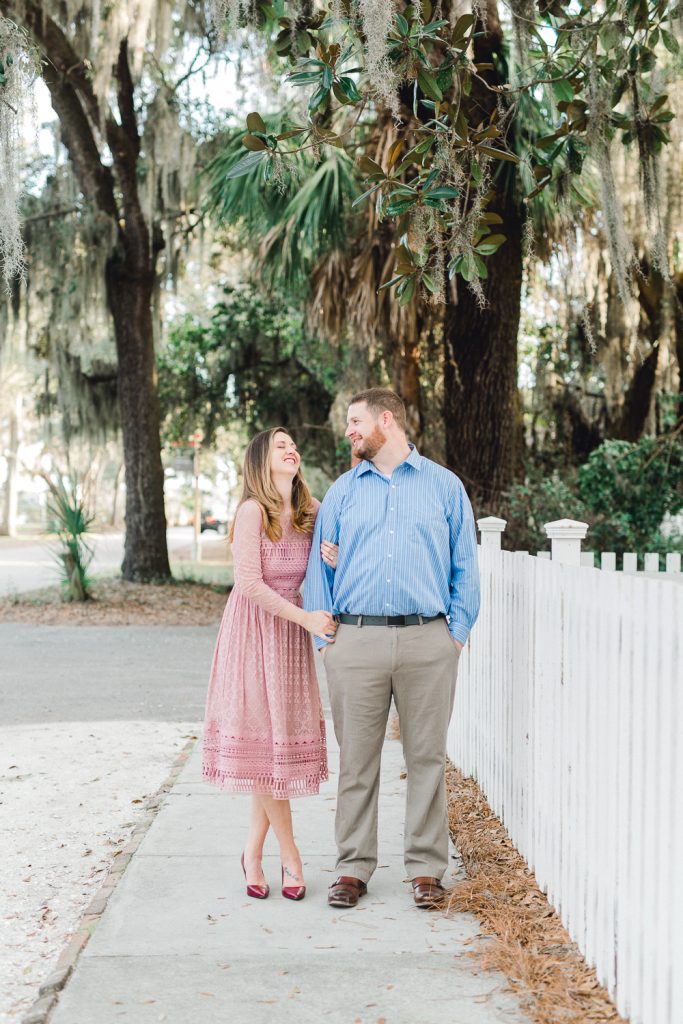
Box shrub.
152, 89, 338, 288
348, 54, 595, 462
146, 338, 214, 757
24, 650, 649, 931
503, 432, 683, 557
45, 472, 94, 601
577, 436, 683, 554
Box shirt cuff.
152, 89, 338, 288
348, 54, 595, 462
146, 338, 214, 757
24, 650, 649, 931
448, 622, 469, 645
314, 637, 328, 651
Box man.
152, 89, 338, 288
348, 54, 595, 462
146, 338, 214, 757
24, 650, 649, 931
304, 388, 480, 909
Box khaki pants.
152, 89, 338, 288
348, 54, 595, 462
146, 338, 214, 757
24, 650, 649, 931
323, 617, 460, 884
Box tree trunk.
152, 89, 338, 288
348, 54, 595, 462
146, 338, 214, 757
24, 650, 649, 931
0, 394, 20, 536
1, 3, 172, 581
391, 334, 424, 445
443, 203, 523, 514
106, 256, 170, 580
443, 0, 523, 514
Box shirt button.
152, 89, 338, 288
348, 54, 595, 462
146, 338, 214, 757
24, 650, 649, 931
389, 530, 394, 534
387, 579, 391, 583
390, 507, 394, 511
387, 553, 392, 558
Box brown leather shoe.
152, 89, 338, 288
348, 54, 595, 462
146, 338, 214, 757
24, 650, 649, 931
328, 875, 368, 908
411, 876, 446, 908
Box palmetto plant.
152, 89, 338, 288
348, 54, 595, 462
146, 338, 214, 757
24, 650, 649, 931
43, 470, 95, 602
204, 117, 358, 292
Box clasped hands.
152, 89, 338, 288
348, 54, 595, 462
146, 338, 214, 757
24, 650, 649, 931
303, 540, 339, 644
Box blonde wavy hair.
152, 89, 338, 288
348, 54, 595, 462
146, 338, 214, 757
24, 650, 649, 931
229, 427, 317, 543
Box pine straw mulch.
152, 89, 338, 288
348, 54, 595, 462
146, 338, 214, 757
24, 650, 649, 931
0, 577, 229, 626
441, 762, 627, 1024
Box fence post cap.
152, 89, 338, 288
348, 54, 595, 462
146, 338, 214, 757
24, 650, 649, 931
477, 516, 507, 532
544, 518, 589, 539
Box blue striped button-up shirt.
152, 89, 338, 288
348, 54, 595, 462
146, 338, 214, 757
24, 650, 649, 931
303, 445, 480, 648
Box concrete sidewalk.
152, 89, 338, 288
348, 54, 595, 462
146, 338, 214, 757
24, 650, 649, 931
46, 723, 529, 1024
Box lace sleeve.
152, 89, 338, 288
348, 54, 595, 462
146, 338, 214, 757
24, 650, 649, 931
231, 501, 288, 616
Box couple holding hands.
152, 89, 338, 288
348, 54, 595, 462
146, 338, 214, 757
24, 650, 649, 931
202, 388, 480, 909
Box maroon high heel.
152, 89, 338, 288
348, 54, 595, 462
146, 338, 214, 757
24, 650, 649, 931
241, 851, 269, 899
281, 864, 306, 901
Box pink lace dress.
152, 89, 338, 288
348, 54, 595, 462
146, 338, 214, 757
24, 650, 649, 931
202, 499, 328, 798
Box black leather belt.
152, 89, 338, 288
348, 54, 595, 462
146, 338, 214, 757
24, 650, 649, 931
336, 613, 445, 627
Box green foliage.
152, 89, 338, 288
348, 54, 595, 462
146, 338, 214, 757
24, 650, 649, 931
577, 435, 683, 554
503, 473, 589, 553
229, 0, 677, 298
504, 432, 683, 557
44, 471, 95, 602
157, 284, 345, 471
204, 127, 358, 291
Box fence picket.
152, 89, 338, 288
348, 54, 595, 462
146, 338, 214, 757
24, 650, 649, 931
449, 544, 680, 1024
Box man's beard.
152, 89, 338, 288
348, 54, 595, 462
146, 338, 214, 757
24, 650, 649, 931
354, 425, 386, 461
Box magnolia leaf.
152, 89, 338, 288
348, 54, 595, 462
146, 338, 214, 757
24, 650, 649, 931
387, 139, 403, 168
476, 233, 506, 254
243, 134, 268, 151
339, 76, 361, 102
424, 186, 460, 200
395, 12, 410, 36
417, 68, 443, 102
552, 79, 574, 103
398, 277, 416, 306
481, 212, 503, 224
357, 156, 384, 177
276, 128, 307, 140
477, 145, 519, 163
473, 255, 489, 279
332, 82, 350, 104
459, 255, 476, 282
288, 71, 322, 84
451, 13, 474, 47
661, 28, 679, 54
395, 244, 416, 270
351, 182, 383, 208
246, 112, 267, 134
649, 94, 669, 116
378, 274, 405, 291
422, 271, 438, 293
385, 197, 418, 216
308, 84, 330, 111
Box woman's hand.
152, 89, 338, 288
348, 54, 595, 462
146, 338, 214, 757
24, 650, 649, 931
321, 540, 339, 569
303, 610, 337, 642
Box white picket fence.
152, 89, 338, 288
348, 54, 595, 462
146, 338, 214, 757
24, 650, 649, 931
448, 518, 683, 1024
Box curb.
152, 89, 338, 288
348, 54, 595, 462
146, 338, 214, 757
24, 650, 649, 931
20, 734, 199, 1024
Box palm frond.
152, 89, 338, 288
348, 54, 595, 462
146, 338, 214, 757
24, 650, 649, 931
203, 114, 360, 292
260, 150, 359, 289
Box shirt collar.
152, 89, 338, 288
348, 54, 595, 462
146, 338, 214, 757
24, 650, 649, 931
356, 443, 422, 476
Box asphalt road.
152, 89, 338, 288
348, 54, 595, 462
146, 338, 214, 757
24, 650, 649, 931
0, 624, 330, 727
0, 625, 217, 725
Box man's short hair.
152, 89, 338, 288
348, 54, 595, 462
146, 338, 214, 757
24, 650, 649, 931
349, 388, 407, 433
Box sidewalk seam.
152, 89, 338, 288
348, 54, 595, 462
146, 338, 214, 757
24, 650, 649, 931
20, 734, 199, 1024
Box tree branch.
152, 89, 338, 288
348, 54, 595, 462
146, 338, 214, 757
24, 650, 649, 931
0, 0, 118, 221
104, 39, 149, 263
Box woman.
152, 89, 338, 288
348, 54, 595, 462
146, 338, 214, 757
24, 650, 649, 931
202, 427, 337, 901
